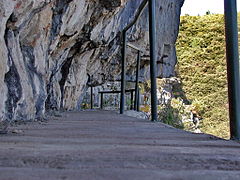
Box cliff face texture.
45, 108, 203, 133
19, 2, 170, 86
0, 0, 184, 121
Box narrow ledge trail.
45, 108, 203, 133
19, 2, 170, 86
0, 110, 240, 180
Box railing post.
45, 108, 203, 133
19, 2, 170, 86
100, 93, 103, 109
148, 0, 158, 121
130, 90, 134, 110
88, 75, 93, 109
91, 86, 93, 109
120, 31, 127, 114
224, 0, 240, 140
134, 50, 141, 111
137, 88, 140, 111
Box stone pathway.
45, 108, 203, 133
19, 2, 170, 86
0, 110, 240, 180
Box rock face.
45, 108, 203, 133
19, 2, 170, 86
0, 0, 184, 121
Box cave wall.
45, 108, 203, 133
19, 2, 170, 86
0, 0, 184, 121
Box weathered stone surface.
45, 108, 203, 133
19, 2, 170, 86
0, 0, 184, 121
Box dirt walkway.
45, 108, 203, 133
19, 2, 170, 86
0, 110, 240, 180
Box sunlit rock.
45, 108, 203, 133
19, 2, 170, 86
0, 0, 184, 121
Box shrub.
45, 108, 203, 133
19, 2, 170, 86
176, 14, 231, 139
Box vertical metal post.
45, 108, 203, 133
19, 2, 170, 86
130, 90, 134, 110
100, 93, 103, 109
120, 31, 127, 114
137, 88, 140, 111
224, 0, 240, 140
134, 50, 141, 111
89, 75, 93, 109
148, 0, 158, 121
90, 86, 93, 109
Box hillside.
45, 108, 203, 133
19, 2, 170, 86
176, 14, 231, 139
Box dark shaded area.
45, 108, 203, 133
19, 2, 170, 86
172, 80, 191, 105
4, 30, 22, 120
45, 74, 58, 112
99, 0, 121, 9
59, 58, 73, 109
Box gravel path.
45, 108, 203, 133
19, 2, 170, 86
0, 110, 240, 180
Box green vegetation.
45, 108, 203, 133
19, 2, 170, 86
176, 14, 231, 139
158, 98, 185, 129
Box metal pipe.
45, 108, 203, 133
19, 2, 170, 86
148, 0, 158, 121
137, 88, 140, 111
100, 93, 103, 109
123, 0, 148, 32
88, 75, 93, 109
120, 0, 148, 114
131, 90, 134, 110
224, 0, 240, 140
127, 43, 142, 52
90, 86, 93, 109
134, 50, 141, 111
120, 31, 127, 114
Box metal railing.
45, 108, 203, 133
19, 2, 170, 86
120, 0, 158, 121
224, 0, 240, 140
99, 89, 135, 110
87, 0, 240, 140
126, 43, 141, 112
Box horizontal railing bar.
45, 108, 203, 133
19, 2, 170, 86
127, 43, 142, 51
99, 89, 135, 94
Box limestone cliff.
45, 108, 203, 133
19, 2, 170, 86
0, 0, 184, 121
